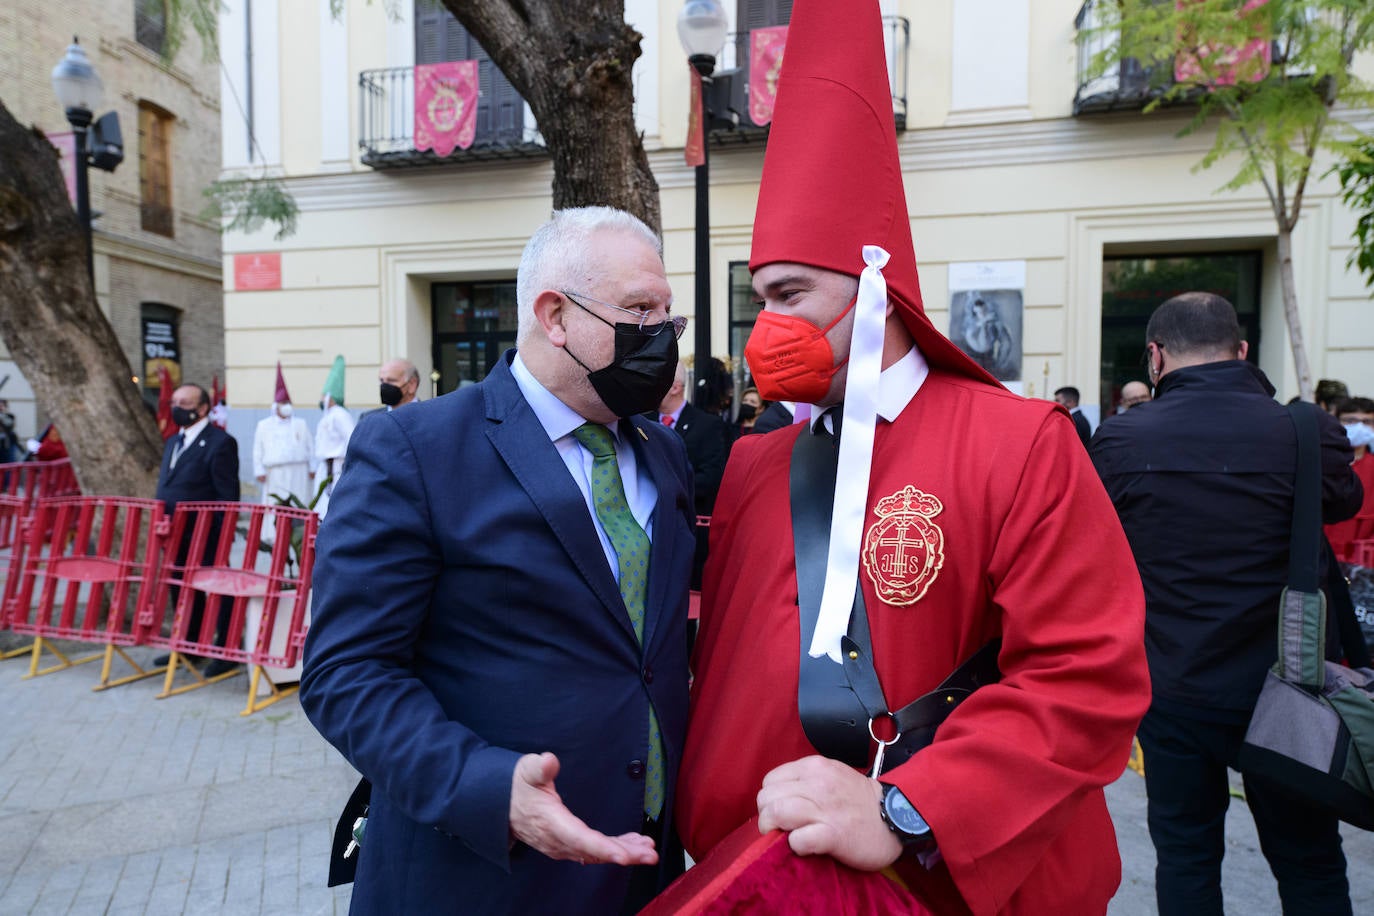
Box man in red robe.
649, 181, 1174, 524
674, 2, 1151, 913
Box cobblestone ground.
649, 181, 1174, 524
1, 630, 1371, 915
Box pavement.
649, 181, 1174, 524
1, 631, 1371, 915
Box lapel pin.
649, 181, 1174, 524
637, 427, 648, 441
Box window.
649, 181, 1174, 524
138, 102, 174, 236
738, 0, 792, 30
414, 3, 524, 144
431, 281, 519, 395
135, 0, 167, 55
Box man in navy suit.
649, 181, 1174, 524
155, 384, 240, 674
301, 207, 697, 915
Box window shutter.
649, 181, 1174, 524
414, 2, 446, 64
436, 9, 524, 143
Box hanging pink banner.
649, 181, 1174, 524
685, 66, 705, 168
1174, 0, 1271, 87
47, 132, 78, 207
414, 60, 479, 157
749, 26, 788, 126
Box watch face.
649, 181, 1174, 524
884, 787, 930, 837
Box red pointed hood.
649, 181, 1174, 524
274, 362, 291, 404
749, 0, 997, 386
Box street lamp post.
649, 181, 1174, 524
51, 38, 105, 283
677, 1, 729, 395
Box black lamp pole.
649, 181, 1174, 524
690, 53, 714, 397
64, 106, 95, 283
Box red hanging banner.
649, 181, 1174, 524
415, 61, 480, 157
749, 26, 788, 126
1174, 0, 1271, 87
685, 66, 705, 168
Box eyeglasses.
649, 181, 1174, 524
562, 290, 688, 339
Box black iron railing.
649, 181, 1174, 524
358, 66, 546, 168
1073, 0, 1173, 115
709, 15, 910, 142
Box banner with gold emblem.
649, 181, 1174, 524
749, 26, 787, 126
415, 60, 479, 157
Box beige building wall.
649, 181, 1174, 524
0, 2, 224, 442
221, 0, 1374, 417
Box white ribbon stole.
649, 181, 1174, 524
809, 245, 890, 663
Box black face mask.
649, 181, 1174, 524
171, 406, 200, 428
565, 317, 679, 419
379, 383, 403, 407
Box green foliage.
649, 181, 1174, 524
1336, 139, 1374, 289
159, 0, 222, 63
200, 176, 299, 242
257, 477, 332, 574
1085, 0, 1374, 226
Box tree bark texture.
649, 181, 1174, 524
443, 0, 662, 234
0, 100, 162, 496
1276, 227, 1314, 403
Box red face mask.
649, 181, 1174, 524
744, 297, 855, 403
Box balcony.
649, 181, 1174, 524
706, 15, 910, 145
358, 66, 546, 169
1072, 0, 1174, 115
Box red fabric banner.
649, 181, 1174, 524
685, 66, 705, 168
749, 26, 788, 126
156, 365, 176, 440
1174, 0, 1271, 87
415, 61, 480, 157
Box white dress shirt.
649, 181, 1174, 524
511, 354, 657, 582
170, 416, 210, 469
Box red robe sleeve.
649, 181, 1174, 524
885, 408, 1150, 914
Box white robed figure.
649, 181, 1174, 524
254, 363, 315, 506
313, 355, 355, 518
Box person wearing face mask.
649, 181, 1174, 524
674, 3, 1150, 913
300, 207, 696, 914
252, 363, 315, 507
1093, 294, 1362, 915
376, 358, 421, 411
1325, 396, 1374, 560
154, 383, 241, 676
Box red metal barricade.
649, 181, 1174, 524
2, 496, 166, 685
144, 501, 317, 715
0, 460, 80, 549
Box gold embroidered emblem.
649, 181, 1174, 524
862, 485, 945, 606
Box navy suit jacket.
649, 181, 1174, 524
300, 352, 696, 915
154, 423, 239, 510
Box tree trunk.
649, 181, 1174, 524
1275, 226, 1314, 403
442, 1, 661, 233
0, 101, 162, 496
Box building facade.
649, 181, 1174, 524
220, 0, 1374, 430
0, 0, 225, 443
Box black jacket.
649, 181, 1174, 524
155, 423, 240, 511
667, 402, 729, 515
1090, 361, 1362, 716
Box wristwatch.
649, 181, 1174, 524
879, 783, 936, 851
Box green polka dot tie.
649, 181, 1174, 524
571, 422, 665, 819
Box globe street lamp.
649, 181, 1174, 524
677, 0, 729, 395
51, 37, 106, 282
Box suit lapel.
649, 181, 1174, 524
631, 414, 688, 655
483, 359, 638, 644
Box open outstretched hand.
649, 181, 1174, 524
509, 752, 659, 867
